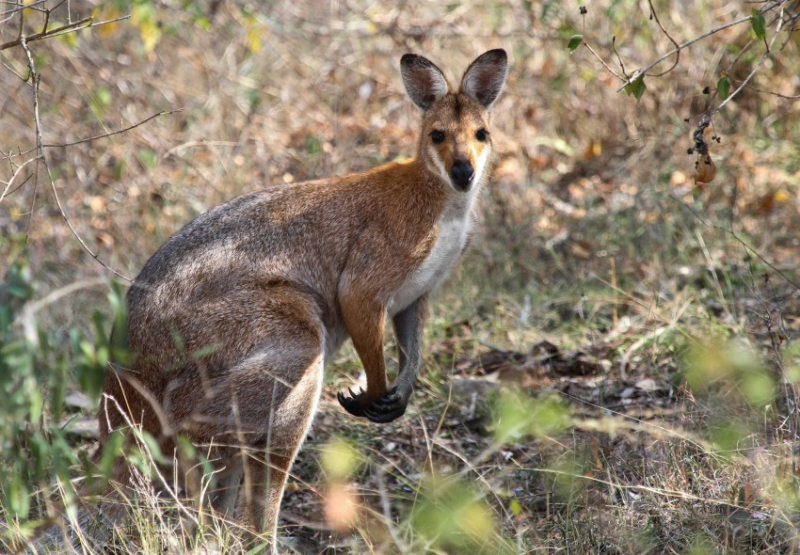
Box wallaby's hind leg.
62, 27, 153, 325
236, 352, 324, 551
176, 326, 325, 552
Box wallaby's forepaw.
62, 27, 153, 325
364, 387, 409, 423
337, 387, 369, 417
337, 386, 409, 423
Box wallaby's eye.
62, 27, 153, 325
430, 130, 445, 144
475, 128, 489, 142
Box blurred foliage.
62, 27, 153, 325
0, 248, 127, 524
493, 389, 570, 443
685, 340, 776, 409
412, 476, 504, 553
321, 437, 363, 482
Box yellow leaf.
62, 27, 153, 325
139, 21, 161, 54
94, 4, 122, 38
59, 29, 79, 47
774, 189, 790, 203
246, 28, 262, 53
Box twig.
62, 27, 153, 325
0, 0, 46, 18
18, 30, 132, 281
20, 34, 42, 241
0, 155, 39, 203
0, 0, 47, 25
584, 41, 625, 81
617, 15, 754, 92
40, 109, 182, 150
611, 36, 628, 79
748, 87, 800, 99
71, 14, 131, 33
647, 0, 681, 77
20, 277, 108, 318
0, 17, 91, 51
0, 172, 32, 199
669, 194, 800, 291
711, 6, 784, 115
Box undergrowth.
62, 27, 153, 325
2, 0, 800, 553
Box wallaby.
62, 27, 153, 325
90, 49, 508, 552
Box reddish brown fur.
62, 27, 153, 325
93, 49, 507, 552
422, 93, 491, 174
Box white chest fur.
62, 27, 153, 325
388, 187, 480, 316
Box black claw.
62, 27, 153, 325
365, 407, 405, 423
339, 384, 409, 422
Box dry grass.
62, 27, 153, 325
2, 0, 800, 553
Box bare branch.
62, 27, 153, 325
647, 0, 681, 77
0, 0, 46, 18
0, 156, 39, 204
18, 31, 132, 282
610, 36, 628, 79
749, 87, 800, 99
0, 0, 47, 25
671, 193, 800, 291
711, 7, 785, 115
583, 41, 625, 82
617, 15, 754, 92
0, 17, 91, 51
14, 109, 181, 158
44, 110, 182, 149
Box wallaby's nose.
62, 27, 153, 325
450, 160, 474, 191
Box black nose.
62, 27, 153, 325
450, 160, 474, 190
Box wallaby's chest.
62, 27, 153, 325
388, 194, 477, 316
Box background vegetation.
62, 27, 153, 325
2, 0, 800, 552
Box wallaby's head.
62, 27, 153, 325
401, 49, 508, 193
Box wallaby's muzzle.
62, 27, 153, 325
450, 159, 474, 191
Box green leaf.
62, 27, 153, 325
140, 430, 169, 465
751, 9, 766, 41
717, 75, 731, 100
136, 148, 158, 169
98, 430, 125, 481
624, 75, 646, 101
567, 34, 583, 52
7, 475, 30, 518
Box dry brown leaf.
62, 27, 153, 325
694, 153, 716, 186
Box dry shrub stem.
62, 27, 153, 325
712, 7, 786, 115
615, 14, 754, 91
18, 32, 132, 281
5, 6, 154, 281
1, 18, 90, 51
669, 194, 800, 291
646, 0, 681, 77
582, 41, 625, 82
21, 109, 181, 155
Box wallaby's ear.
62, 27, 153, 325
401, 54, 450, 110
460, 49, 508, 108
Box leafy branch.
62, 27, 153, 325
569, 1, 798, 107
